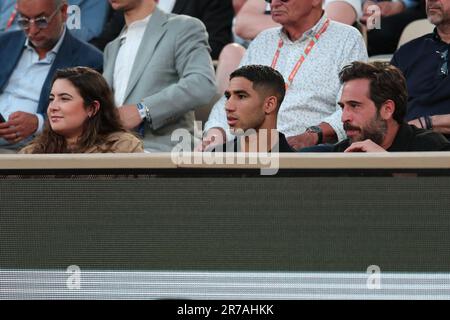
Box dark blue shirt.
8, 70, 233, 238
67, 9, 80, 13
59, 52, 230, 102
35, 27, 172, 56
391, 28, 450, 121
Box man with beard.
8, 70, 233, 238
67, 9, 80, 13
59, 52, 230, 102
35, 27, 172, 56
391, 0, 450, 140
323, 61, 450, 152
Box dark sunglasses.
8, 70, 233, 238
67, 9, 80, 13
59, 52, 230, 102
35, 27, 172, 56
437, 49, 448, 78
17, 5, 60, 30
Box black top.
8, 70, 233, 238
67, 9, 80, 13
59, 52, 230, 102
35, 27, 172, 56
391, 28, 450, 122
213, 132, 295, 153
331, 123, 450, 152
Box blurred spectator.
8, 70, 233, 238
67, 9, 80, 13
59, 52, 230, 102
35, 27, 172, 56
20, 67, 143, 153
325, 0, 363, 25
217, 0, 365, 96
0, 0, 20, 32
67, 0, 110, 43
361, 0, 426, 55
0, 0, 102, 153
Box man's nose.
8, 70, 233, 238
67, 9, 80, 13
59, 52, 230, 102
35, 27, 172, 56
341, 106, 351, 123
225, 100, 236, 112
27, 22, 40, 36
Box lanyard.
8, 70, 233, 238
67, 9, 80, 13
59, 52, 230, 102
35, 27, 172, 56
271, 18, 330, 90
5, 4, 17, 31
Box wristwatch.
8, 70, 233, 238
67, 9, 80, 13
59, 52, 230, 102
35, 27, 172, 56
137, 102, 152, 125
306, 126, 323, 145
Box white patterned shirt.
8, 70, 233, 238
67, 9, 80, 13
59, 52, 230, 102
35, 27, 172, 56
205, 14, 368, 141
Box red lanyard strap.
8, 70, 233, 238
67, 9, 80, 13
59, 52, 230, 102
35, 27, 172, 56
271, 18, 330, 90
5, 4, 17, 31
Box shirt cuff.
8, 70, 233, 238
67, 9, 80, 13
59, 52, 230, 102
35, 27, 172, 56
136, 103, 147, 120
137, 102, 152, 125
35, 113, 45, 135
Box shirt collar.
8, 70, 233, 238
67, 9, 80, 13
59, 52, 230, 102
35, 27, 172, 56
24, 26, 66, 56
433, 27, 441, 41
120, 14, 152, 40
387, 122, 412, 152
279, 11, 328, 44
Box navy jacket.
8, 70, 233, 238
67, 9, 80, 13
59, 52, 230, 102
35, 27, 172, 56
391, 29, 450, 122
0, 30, 103, 116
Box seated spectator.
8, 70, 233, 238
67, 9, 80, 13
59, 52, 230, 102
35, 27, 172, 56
200, 0, 368, 152
234, 0, 277, 42
0, 0, 103, 153
89, 6, 125, 51
361, 0, 426, 55
325, 0, 363, 26
391, 0, 450, 139
216, 0, 365, 95
305, 61, 450, 152
20, 67, 143, 153
212, 65, 294, 153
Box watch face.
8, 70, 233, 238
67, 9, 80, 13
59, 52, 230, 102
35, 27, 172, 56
307, 126, 321, 133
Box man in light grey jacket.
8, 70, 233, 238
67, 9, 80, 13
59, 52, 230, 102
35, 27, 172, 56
103, 0, 216, 152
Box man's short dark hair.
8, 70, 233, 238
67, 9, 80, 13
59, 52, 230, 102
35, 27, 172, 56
339, 61, 408, 123
230, 65, 286, 108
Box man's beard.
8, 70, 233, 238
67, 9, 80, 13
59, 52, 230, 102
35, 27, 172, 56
344, 114, 387, 146
427, 5, 448, 25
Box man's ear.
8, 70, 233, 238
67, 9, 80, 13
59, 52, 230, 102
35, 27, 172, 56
264, 96, 278, 115
87, 101, 100, 118
60, 3, 69, 23
380, 100, 395, 120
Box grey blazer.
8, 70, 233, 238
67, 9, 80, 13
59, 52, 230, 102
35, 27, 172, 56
103, 7, 216, 152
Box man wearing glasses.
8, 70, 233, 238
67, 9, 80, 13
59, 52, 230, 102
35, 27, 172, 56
0, 0, 102, 152
391, 0, 450, 140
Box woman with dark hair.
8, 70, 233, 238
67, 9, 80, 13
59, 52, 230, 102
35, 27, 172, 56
20, 67, 143, 153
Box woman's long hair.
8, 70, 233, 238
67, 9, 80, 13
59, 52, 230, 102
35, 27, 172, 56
27, 67, 126, 153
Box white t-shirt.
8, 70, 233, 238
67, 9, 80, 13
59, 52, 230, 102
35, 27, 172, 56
158, 0, 176, 13
113, 15, 151, 106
